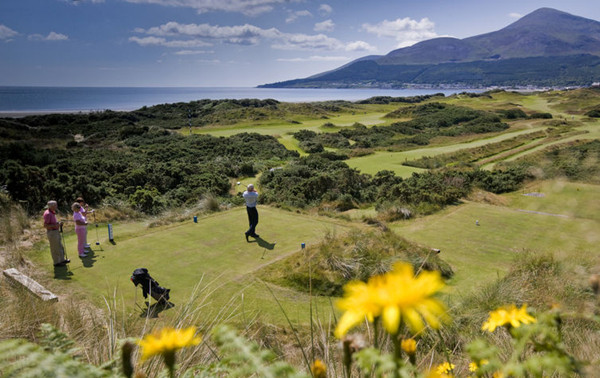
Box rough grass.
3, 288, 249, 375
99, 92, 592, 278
433, 249, 600, 376
256, 229, 453, 297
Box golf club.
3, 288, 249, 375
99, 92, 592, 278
59, 221, 69, 270
93, 211, 100, 246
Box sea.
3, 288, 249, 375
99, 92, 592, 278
0, 86, 482, 115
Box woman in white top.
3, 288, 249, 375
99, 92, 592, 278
72, 203, 88, 257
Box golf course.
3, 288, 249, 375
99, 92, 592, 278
20, 88, 599, 326
2, 87, 600, 376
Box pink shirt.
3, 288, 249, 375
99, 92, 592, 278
43, 209, 59, 230
73, 211, 87, 229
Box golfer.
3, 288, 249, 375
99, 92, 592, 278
43, 200, 70, 267
72, 203, 88, 258
243, 184, 259, 241
75, 197, 93, 248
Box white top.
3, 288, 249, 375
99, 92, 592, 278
243, 190, 259, 207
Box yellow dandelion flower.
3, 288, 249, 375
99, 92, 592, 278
401, 338, 417, 355
435, 361, 455, 375
482, 304, 536, 332
375, 262, 448, 335
137, 326, 201, 361
469, 359, 488, 372
311, 359, 327, 378
334, 280, 380, 338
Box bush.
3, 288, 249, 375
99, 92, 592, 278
529, 112, 553, 119
128, 187, 165, 214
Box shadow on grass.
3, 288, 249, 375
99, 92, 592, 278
53, 265, 73, 280
139, 301, 175, 318
253, 236, 276, 250
81, 249, 97, 268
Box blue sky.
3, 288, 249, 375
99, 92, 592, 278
1, 0, 599, 87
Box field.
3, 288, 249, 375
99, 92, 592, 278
18, 89, 600, 323
391, 181, 599, 293
30, 207, 353, 324
2, 88, 600, 376
27, 178, 598, 329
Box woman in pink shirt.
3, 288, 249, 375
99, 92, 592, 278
72, 203, 88, 258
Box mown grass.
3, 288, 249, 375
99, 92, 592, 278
28, 207, 353, 325
390, 180, 599, 294
345, 126, 548, 176
193, 108, 395, 138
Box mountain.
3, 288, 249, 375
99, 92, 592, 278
260, 8, 600, 88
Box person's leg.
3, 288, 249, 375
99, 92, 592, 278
252, 208, 259, 236
249, 207, 258, 236
47, 230, 64, 264
245, 207, 253, 237
84, 227, 90, 248
76, 227, 86, 256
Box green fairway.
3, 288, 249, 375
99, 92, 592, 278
194, 111, 392, 138
480, 120, 600, 169
391, 180, 599, 294
33, 207, 352, 324
504, 181, 600, 222
345, 127, 548, 176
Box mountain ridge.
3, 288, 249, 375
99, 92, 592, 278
260, 8, 600, 88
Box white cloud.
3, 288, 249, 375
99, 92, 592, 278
124, 0, 287, 16
129, 36, 212, 48
345, 40, 376, 52
174, 49, 214, 55
314, 19, 334, 32
196, 59, 221, 64
28, 31, 69, 41
286, 10, 312, 23
508, 12, 523, 19
136, 22, 280, 45
65, 0, 105, 4
271, 32, 343, 50
133, 21, 369, 52
362, 17, 438, 48
277, 55, 349, 62
0, 24, 18, 40
318, 4, 332, 16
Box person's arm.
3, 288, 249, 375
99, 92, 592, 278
74, 212, 87, 226
43, 213, 61, 230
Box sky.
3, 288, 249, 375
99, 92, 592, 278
1, 0, 599, 87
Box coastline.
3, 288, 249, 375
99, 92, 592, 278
1, 85, 573, 118
0, 109, 110, 118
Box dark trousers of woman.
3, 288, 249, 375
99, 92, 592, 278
245, 206, 259, 237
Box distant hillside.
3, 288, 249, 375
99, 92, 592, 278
261, 8, 600, 88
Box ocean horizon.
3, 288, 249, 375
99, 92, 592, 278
0, 86, 482, 115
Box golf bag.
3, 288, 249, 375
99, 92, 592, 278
131, 268, 170, 303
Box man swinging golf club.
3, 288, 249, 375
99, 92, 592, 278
243, 184, 259, 242
43, 200, 70, 267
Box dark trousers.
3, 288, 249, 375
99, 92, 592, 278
245, 206, 259, 236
